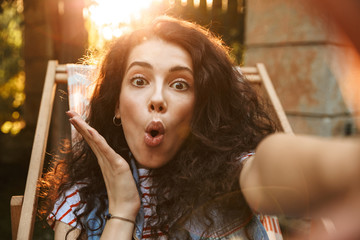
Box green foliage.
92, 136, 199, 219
0, 0, 23, 84
0, 0, 25, 135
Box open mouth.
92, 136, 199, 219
150, 130, 159, 137
144, 121, 165, 147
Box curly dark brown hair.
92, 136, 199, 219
39, 16, 276, 239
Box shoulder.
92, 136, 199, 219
48, 183, 86, 229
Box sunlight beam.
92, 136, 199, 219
85, 0, 157, 44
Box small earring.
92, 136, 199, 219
113, 116, 122, 127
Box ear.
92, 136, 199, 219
114, 101, 121, 118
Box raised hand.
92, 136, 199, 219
66, 110, 140, 221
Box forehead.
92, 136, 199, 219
126, 38, 193, 70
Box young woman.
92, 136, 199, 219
40, 16, 278, 239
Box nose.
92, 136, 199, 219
148, 84, 167, 113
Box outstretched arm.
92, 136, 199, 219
59, 111, 140, 239
240, 133, 360, 216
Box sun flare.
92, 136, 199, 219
84, 0, 215, 49
84, 0, 161, 44
88, 0, 154, 26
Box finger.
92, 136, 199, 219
69, 117, 109, 160
67, 111, 92, 139
87, 127, 128, 171
65, 110, 79, 119
68, 113, 128, 171
69, 118, 128, 184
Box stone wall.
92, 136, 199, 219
244, 0, 357, 136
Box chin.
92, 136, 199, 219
136, 160, 169, 169
134, 154, 172, 169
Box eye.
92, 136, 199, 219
170, 80, 189, 90
130, 75, 148, 87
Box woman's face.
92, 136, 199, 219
116, 38, 195, 168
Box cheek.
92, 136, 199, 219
183, 96, 195, 121
174, 99, 195, 136
119, 93, 141, 134
119, 91, 140, 117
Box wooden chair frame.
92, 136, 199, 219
11, 60, 67, 240
240, 63, 293, 135
10, 61, 292, 239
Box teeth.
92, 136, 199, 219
150, 130, 159, 137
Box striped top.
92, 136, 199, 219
260, 215, 283, 240
138, 168, 166, 239
47, 184, 85, 229
48, 153, 283, 240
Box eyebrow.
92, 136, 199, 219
127, 61, 193, 75
127, 61, 152, 71
169, 66, 193, 75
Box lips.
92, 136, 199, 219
144, 121, 165, 147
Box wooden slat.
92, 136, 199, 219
256, 63, 294, 134
56, 64, 67, 73
235, 66, 262, 83
16, 60, 58, 240
240, 66, 258, 74
55, 73, 68, 84
11, 196, 23, 240
244, 74, 262, 83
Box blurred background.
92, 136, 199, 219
0, 0, 358, 239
